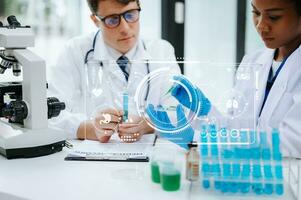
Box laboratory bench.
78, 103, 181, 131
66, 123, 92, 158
0, 139, 300, 200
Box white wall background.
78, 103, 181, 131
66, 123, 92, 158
0, 0, 161, 82
1, 0, 262, 111
184, 0, 237, 110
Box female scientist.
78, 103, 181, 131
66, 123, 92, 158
147, 0, 301, 157
47, 0, 180, 143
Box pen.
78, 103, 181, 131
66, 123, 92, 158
65, 155, 149, 162
152, 135, 158, 146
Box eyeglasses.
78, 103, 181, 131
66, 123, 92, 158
96, 8, 141, 29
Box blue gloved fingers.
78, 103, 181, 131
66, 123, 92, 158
146, 104, 174, 131
176, 105, 188, 127
196, 88, 212, 116
173, 76, 195, 92
156, 105, 172, 127
146, 104, 162, 127
170, 84, 182, 97
171, 76, 201, 112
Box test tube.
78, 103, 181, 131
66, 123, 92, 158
201, 162, 210, 177
229, 182, 239, 193
275, 184, 284, 195
242, 164, 251, 178
200, 126, 208, 157
275, 165, 283, 180
211, 163, 221, 178
260, 131, 268, 147
252, 164, 262, 179
232, 163, 241, 178
203, 180, 210, 189
214, 181, 221, 190
264, 184, 273, 195
201, 162, 211, 189
240, 130, 250, 159
123, 92, 128, 122
222, 163, 231, 178
252, 183, 264, 195
272, 129, 282, 161
264, 165, 273, 179
209, 125, 218, 157
240, 182, 251, 193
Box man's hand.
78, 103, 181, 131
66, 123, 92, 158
118, 115, 154, 143
93, 108, 122, 143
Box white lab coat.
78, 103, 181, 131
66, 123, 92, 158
47, 31, 180, 138
209, 44, 301, 157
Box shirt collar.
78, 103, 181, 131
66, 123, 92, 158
106, 42, 138, 61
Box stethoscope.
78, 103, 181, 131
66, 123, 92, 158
84, 30, 150, 101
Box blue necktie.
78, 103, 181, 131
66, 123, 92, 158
116, 56, 129, 82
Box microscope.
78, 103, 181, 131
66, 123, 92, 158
0, 16, 66, 159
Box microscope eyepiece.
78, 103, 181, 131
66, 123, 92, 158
7, 15, 21, 27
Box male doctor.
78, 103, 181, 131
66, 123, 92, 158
47, 0, 180, 143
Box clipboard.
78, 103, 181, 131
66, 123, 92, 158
65, 134, 157, 162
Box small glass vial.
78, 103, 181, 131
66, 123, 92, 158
186, 141, 200, 181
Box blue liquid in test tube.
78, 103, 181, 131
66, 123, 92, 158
229, 182, 239, 193
262, 149, 271, 160
209, 125, 218, 157
232, 163, 241, 178
200, 128, 208, 157
240, 182, 251, 193
272, 129, 280, 147
242, 164, 251, 178
252, 183, 263, 195
275, 165, 283, 180
275, 184, 284, 195
221, 182, 229, 193
202, 163, 210, 177
203, 180, 210, 189
260, 131, 268, 147
123, 92, 128, 122
249, 130, 257, 146
214, 181, 221, 190
223, 163, 231, 177
211, 163, 221, 177
264, 165, 273, 179
264, 184, 273, 195
271, 129, 283, 161
252, 164, 262, 179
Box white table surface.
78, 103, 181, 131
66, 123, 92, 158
0, 139, 300, 200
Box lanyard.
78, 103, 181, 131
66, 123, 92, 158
259, 56, 288, 117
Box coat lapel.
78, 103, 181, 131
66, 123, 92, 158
254, 49, 274, 120
259, 45, 301, 124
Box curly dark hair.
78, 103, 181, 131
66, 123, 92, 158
86, 0, 140, 14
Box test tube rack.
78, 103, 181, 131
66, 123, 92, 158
199, 126, 284, 196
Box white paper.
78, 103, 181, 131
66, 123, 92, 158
68, 134, 156, 159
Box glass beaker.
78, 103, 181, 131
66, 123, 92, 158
150, 146, 183, 192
